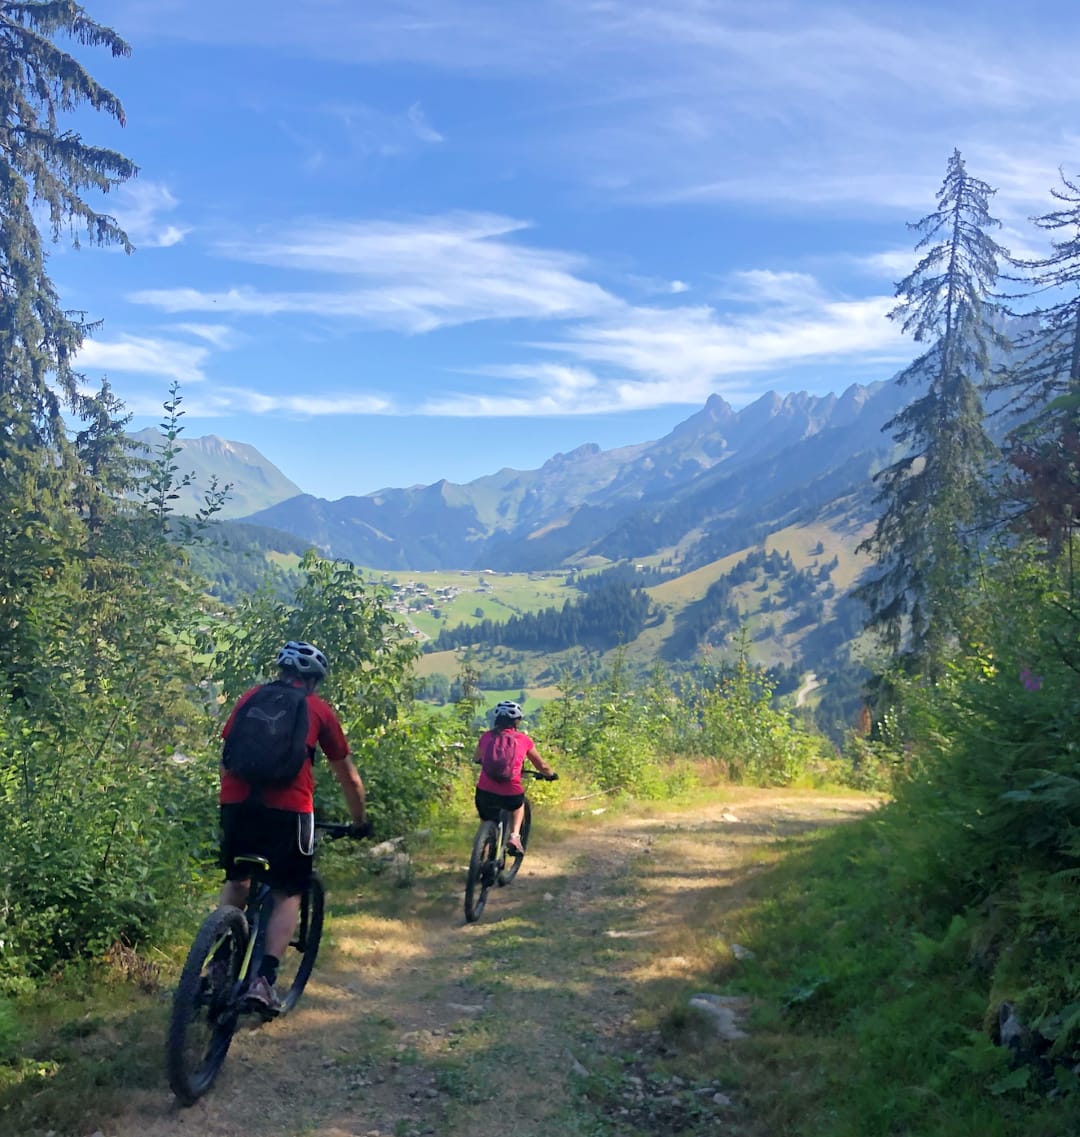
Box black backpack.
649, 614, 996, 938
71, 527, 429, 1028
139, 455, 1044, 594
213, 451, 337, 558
222, 681, 311, 790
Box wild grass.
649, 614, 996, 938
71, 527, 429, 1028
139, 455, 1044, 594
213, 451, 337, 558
670, 810, 1080, 1137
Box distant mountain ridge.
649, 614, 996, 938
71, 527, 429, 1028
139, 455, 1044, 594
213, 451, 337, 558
239, 379, 908, 571
127, 428, 302, 520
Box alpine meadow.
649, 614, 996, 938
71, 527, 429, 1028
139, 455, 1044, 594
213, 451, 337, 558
6, 4, 1080, 1136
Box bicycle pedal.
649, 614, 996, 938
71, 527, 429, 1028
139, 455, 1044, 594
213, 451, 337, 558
243, 997, 281, 1021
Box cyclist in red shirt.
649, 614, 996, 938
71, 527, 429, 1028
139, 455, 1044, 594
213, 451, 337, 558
218, 640, 370, 1013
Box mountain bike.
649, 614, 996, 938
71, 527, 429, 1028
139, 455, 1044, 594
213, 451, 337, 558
464, 769, 557, 923
166, 820, 356, 1105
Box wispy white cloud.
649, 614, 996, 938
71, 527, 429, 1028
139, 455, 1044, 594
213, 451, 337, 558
407, 102, 444, 144
76, 334, 210, 384
113, 181, 190, 248
531, 294, 910, 410
421, 363, 604, 417
126, 210, 913, 418
213, 387, 395, 416
852, 250, 915, 281
132, 213, 617, 332
715, 270, 826, 310
113, 383, 395, 419
171, 323, 238, 348
102, 1, 1080, 212
317, 99, 446, 158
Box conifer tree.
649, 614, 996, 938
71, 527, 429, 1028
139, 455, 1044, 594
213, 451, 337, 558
996, 169, 1080, 550
857, 150, 1007, 673
0, 1, 136, 423
0, 2, 136, 694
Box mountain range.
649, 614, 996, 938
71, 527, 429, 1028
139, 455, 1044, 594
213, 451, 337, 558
139, 376, 921, 733
234, 379, 908, 572
128, 427, 302, 520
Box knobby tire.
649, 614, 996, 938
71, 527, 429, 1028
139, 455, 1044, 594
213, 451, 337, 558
166, 904, 248, 1106
464, 820, 499, 923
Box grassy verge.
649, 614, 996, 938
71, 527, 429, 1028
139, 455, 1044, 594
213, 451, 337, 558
672, 810, 1080, 1137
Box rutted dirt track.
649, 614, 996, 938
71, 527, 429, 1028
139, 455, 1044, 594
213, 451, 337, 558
106, 791, 878, 1137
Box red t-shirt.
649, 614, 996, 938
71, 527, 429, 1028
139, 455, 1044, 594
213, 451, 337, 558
476, 728, 534, 796
219, 682, 350, 812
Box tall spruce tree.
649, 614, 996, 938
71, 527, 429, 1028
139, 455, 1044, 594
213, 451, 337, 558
996, 169, 1080, 550
0, 2, 136, 697
857, 150, 1007, 674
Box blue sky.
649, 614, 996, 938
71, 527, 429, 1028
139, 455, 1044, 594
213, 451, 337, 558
52, 0, 1080, 499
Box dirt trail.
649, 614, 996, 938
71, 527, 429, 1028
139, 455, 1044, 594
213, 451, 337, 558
104, 790, 878, 1137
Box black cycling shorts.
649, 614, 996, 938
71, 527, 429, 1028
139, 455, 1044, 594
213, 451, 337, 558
220, 803, 314, 896
475, 786, 524, 822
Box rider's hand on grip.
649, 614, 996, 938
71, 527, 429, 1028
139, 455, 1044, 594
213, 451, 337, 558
545, 771, 559, 781
348, 819, 373, 839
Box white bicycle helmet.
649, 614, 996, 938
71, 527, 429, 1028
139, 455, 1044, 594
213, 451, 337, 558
493, 700, 523, 721
276, 640, 329, 680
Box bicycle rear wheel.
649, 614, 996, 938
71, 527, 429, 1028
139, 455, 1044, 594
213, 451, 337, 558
464, 820, 499, 923
277, 873, 325, 1013
167, 904, 247, 1106
499, 797, 531, 885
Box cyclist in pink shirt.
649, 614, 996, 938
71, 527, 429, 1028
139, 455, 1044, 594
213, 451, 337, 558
473, 701, 556, 853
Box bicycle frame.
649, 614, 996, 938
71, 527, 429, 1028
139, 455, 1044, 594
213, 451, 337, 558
231, 856, 274, 989
230, 820, 349, 982
167, 819, 353, 1105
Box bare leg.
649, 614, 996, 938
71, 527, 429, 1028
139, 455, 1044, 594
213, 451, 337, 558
219, 879, 249, 908
266, 891, 302, 961
507, 804, 525, 845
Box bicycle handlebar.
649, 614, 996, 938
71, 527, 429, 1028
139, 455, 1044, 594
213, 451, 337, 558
315, 820, 368, 840
523, 769, 559, 781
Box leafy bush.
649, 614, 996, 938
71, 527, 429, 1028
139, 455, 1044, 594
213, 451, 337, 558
689, 644, 829, 785
539, 653, 677, 796
0, 995, 24, 1063
346, 709, 466, 838
0, 691, 218, 988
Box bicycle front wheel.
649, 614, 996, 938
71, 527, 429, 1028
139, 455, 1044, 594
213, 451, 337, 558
499, 797, 531, 886
166, 904, 247, 1106
277, 872, 325, 1013
464, 820, 499, 923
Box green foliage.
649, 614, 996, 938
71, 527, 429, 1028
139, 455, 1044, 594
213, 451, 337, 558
345, 710, 465, 838
727, 538, 1080, 1132
0, 995, 25, 1062
0, 382, 225, 984
539, 651, 684, 796
687, 638, 830, 785
998, 168, 1080, 553
212, 551, 419, 726
837, 733, 909, 792
720, 813, 1080, 1136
